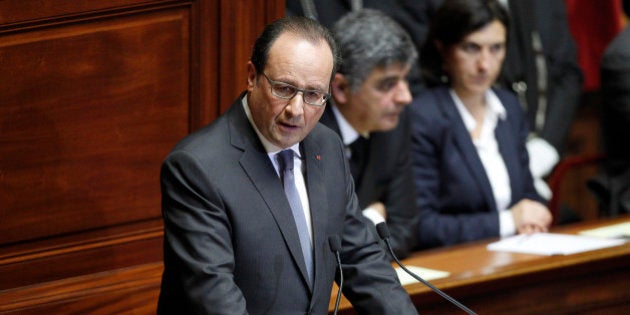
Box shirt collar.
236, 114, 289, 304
242, 96, 301, 157
449, 88, 506, 132
331, 102, 369, 145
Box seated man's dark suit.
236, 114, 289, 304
409, 86, 544, 249
319, 105, 418, 258
157, 95, 416, 314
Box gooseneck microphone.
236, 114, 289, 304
376, 223, 477, 315
328, 235, 344, 315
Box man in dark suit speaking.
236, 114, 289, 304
156, 16, 417, 314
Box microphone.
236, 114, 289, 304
376, 223, 477, 315
328, 235, 343, 315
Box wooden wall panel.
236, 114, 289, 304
0, 0, 195, 291
218, 0, 285, 113
188, 0, 220, 129
0, 8, 190, 246
0, 0, 178, 27
0, 222, 163, 290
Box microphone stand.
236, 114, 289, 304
376, 223, 477, 315
328, 236, 344, 315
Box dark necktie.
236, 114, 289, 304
348, 136, 369, 185
277, 150, 313, 285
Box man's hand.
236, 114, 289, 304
369, 202, 387, 220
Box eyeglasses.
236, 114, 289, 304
261, 72, 330, 107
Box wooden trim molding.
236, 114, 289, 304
0, 262, 164, 314
0, 223, 162, 266
0, 220, 164, 290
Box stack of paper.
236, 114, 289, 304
579, 222, 630, 239
487, 232, 626, 256
395, 266, 450, 286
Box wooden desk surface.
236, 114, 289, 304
331, 216, 630, 315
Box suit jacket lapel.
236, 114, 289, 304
301, 134, 328, 296
494, 105, 522, 203
320, 105, 371, 202
227, 99, 313, 290
437, 87, 498, 212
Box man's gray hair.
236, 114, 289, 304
332, 9, 418, 91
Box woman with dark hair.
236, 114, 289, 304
409, 0, 552, 249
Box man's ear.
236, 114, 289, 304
246, 61, 257, 92
331, 73, 349, 105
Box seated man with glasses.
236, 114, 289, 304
318, 9, 420, 258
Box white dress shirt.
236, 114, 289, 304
331, 105, 385, 225
450, 89, 517, 237
242, 97, 313, 243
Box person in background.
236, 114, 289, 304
319, 9, 419, 258
287, 1, 583, 205
591, 0, 630, 216
157, 16, 417, 314
286, 0, 430, 97
409, 0, 552, 249
496, 0, 583, 203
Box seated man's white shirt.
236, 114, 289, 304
331, 105, 385, 225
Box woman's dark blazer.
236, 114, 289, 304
409, 86, 544, 249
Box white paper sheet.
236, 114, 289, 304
486, 232, 626, 256
579, 222, 630, 239
395, 265, 450, 286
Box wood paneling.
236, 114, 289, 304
0, 0, 180, 28
218, 0, 285, 113
0, 262, 163, 314
0, 4, 192, 290
0, 0, 284, 311
1, 7, 190, 246
0, 222, 163, 290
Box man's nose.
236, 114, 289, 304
285, 92, 306, 116
394, 81, 413, 106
